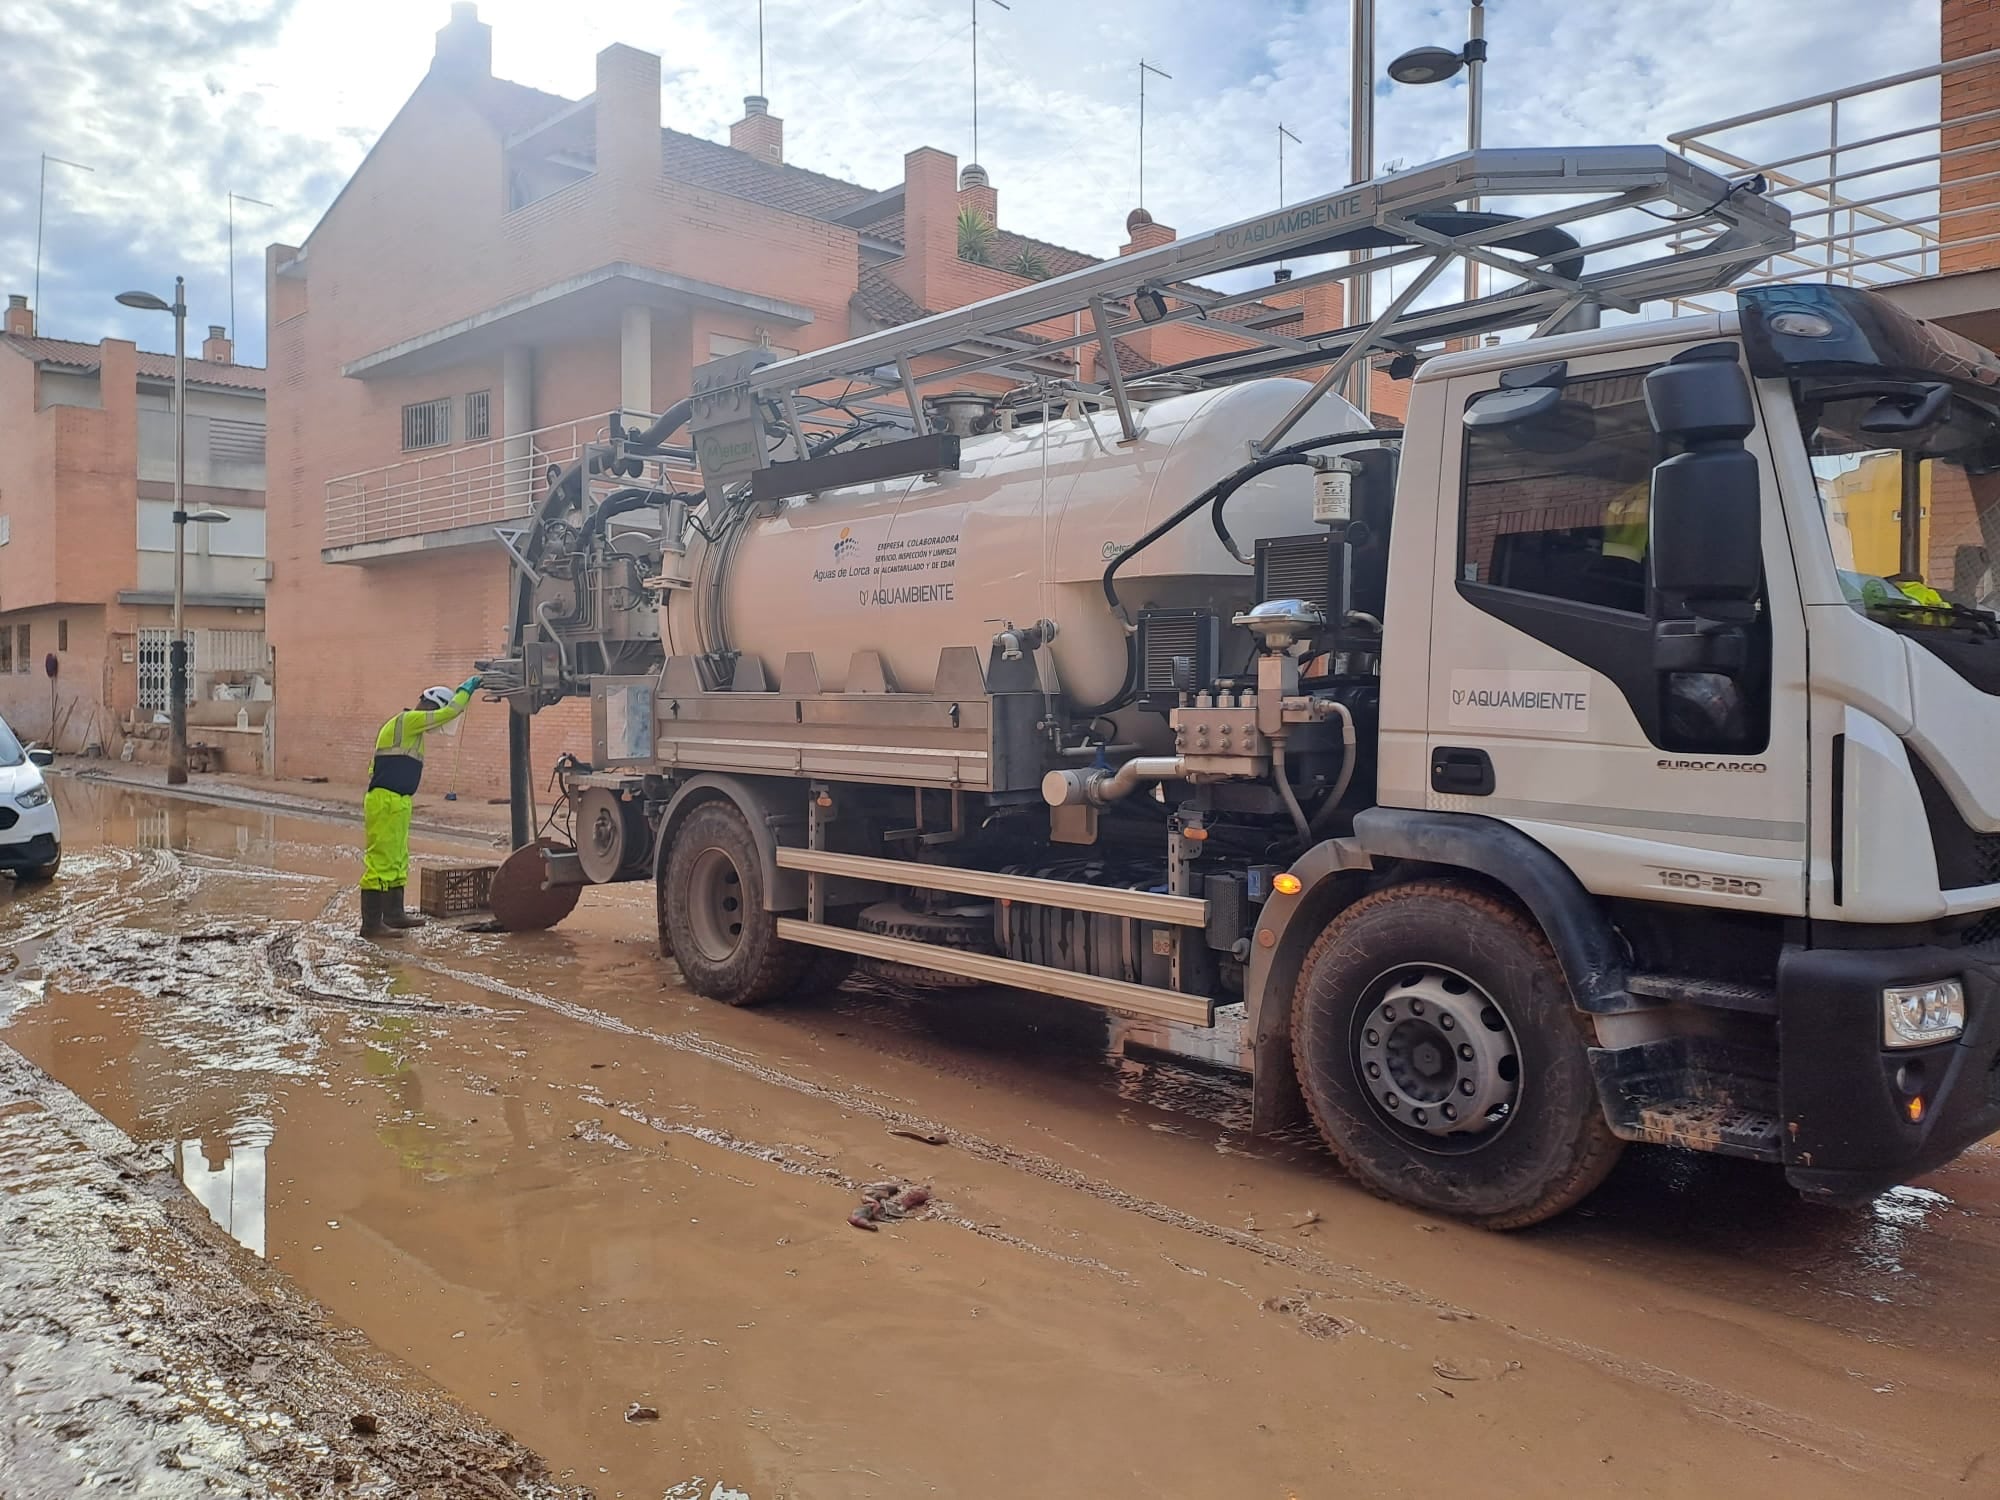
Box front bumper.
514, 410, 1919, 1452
1780, 940, 2000, 1199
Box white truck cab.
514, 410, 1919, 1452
1257, 283, 2000, 1204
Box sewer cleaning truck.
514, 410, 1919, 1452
478, 147, 2000, 1227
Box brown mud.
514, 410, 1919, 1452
6, 776, 2000, 1499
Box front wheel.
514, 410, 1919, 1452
660, 801, 808, 1006
1290, 881, 1622, 1229
16, 848, 60, 884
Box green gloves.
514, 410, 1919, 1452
460, 674, 484, 696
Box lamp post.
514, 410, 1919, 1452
117, 280, 228, 785
1388, 0, 1488, 302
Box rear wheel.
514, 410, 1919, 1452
1290, 881, 1621, 1229
661, 801, 808, 1006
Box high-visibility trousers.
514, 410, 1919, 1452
361, 787, 414, 891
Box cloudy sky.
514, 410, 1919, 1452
0, 0, 1946, 367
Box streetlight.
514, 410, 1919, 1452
117, 278, 221, 786
1388, 0, 1488, 301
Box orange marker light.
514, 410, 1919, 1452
1908, 1096, 1925, 1123
1273, 873, 1303, 896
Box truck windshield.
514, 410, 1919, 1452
1802, 388, 2000, 621
0, 718, 23, 768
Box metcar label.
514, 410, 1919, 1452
1447, 670, 1592, 734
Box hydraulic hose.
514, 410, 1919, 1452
1270, 737, 1313, 846
1307, 701, 1358, 838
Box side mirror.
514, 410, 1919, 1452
1650, 447, 1761, 602
1645, 353, 1761, 678
27, 747, 54, 768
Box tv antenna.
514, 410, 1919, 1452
1138, 59, 1172, 210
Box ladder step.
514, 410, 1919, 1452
1626, 1100, 1783, 1162
775, 918, 1214, 1026
1626, 973, 1778, 1015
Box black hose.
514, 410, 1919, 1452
1073, 429, 1404, 717
1211, 429, 1403, 562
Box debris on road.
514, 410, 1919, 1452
848, 1182, 933, 1231
625, 1403, 661, 1423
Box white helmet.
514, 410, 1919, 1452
418, 684, 454, 710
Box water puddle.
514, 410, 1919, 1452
176, 1118, 274, 1257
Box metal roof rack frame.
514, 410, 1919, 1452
702, 144, 1792, 468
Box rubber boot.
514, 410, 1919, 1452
383, 886, 427, 930
359, 889, 388, 938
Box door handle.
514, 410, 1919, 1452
1431, 746, 1495, 796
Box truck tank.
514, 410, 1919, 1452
661, 379, 1373, 740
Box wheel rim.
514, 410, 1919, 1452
684, 845, 747, 964
586, 805, 621, 866
1351, 964, 1521, 1153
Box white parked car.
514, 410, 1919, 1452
0, 716, 60, 882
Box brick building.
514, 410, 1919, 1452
266, 3, 1393, 790
0, 295, 268, 762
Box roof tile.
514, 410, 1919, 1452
1, 335, 265, 391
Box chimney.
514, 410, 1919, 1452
1120, 207, 1176, 255
4, 294, 32, 338
594, 44, 663, 187
431, 1, 492, 80
958, 162, 997, 228
202, 325, 233, 364
730, 95, 784, 167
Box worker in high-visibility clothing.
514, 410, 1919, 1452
360, 677, 481, 937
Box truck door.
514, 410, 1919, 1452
1423, 350, 1810, 916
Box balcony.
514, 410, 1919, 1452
1666, 47, 2000, 324
322, 413, 695, 563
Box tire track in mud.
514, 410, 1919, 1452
572, 1091, 1136, 1282
394, 948, 1946, 1489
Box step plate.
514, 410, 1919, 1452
1628, 1100, 1783, 1161
775, 919, 1213, 1026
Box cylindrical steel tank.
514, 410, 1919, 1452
661, 379, 1371, 727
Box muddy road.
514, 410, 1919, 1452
6, 778, 2000, 1499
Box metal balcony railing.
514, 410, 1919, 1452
1664, 47, 2000, 314
323, 413, 698, 550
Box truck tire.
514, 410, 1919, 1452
660, 801, 808, 1006
1290, 881, 1622, 1229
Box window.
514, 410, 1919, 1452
15, 623, 26, 673
1460, 370, 1660, 615
209, 417, 265, 464
401, 397, 453, 451
466, 389, 491, 442
0, 628, 11, 673
0, 515, 10, 546
57, 618, 67, 652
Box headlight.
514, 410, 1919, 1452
15, 785, 49, 809
1882, 980, 1966, 1048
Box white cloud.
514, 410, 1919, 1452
0, 0, 1946, 366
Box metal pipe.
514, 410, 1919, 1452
1042, 757, 1183, 809
168, 276, 189, 787
1463, 0, 1485, 304
1668, 45, 2000, 144
507, 706, 533, 850
1259, 252, 1451, 453
1345, 0, 1375, 415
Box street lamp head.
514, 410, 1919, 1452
184, 508, 231, 525
1387, 44, 1467, 85
115, 290, 173, 312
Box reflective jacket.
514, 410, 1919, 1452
366, 690, 470, 796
